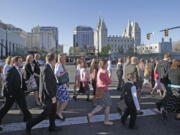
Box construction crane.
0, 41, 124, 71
146, 26, 180, 40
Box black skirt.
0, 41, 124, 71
164, 88, 180, 113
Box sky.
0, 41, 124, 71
0, 0, 180, 53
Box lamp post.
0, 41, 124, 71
5, 29, 8, 57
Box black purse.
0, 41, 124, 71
58, 72, 69, 85
57, 64, 69, 85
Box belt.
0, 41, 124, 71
168, 84, 180, 89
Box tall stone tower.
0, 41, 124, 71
131, 21, 141, 46
122, 20, 141, 46
94, 17, 108, 53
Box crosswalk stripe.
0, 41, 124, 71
0, 108, 160, 134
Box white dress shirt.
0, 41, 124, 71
128, 81, 140, 111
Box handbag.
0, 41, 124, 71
26, 75, 38, 91
24, 65, 38, 91
58, 72, 69, 85
95, 87, 104, 98
57, 64, 69, 85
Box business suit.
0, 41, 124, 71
24, 63, 34, 81
33, 60, 40, 87
0, 66, 32, 124
27, 64, 57, 131
125, 64, 139, 87
121, 82, 137, 129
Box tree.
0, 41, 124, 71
69, 47, 86, 56
99, 45, 111, 57
125, 47, 137, 56
15, 47, 28, 56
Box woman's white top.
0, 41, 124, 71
80, 68, 86, 82
54, 63, 64, 77
3, 64, 12, 75
76, 64, 81, 76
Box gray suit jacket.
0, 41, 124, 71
124, 64, 139, 83
39, 64, 57, 103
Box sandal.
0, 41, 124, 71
104, 121, 113, 126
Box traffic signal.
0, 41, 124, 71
164, 29, 168, 37
147, 33, 150, 40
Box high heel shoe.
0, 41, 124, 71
56, 115, 66, 121
73, 95, 77, 101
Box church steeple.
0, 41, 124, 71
101, 18, 107, 29
96, 16, 101, 29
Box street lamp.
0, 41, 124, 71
5, 29, 8, 57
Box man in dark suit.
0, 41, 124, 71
26, 53, 57, 133
33, 53, 41, 105
0, 56, 32, 131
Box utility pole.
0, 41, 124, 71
5, 29, 8, 57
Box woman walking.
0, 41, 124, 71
73, 58, 84, 101
0, 66, 3, 98
3, 56, 13, 75
55, 54, 70, 121
151, 59, 163, 96
160, 60, 180, 119
24, 55, 40, 105
137, 59, 145, 95
87, 59, 113, 126
90, 59, 99, 104
79, 61, 90, 101
142, 63, 152, 93
116, 58, 123, 91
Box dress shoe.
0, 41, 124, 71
128, 125, 138, 130
137, 110, 144, 115
117, 107, 123, 116
87, 115, 91, 123
175, 117, 180, 120
48, 127, 56, 132
23, 116, 32, 122
156, 102, 161, 111
26, 122, 32, 134
86, 98, 90, 101
121, 117, 126, 126
73, 95, 77, 101
162, 110, 168, 120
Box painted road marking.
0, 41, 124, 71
0, 108, 161, 134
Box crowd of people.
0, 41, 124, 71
0, 53, 179, 133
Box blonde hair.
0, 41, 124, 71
99, 59, 107, 69
5, 56, 12, 65
25, 55, 33, 64
144, 64, 151, 77
58, 53, 66, 63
